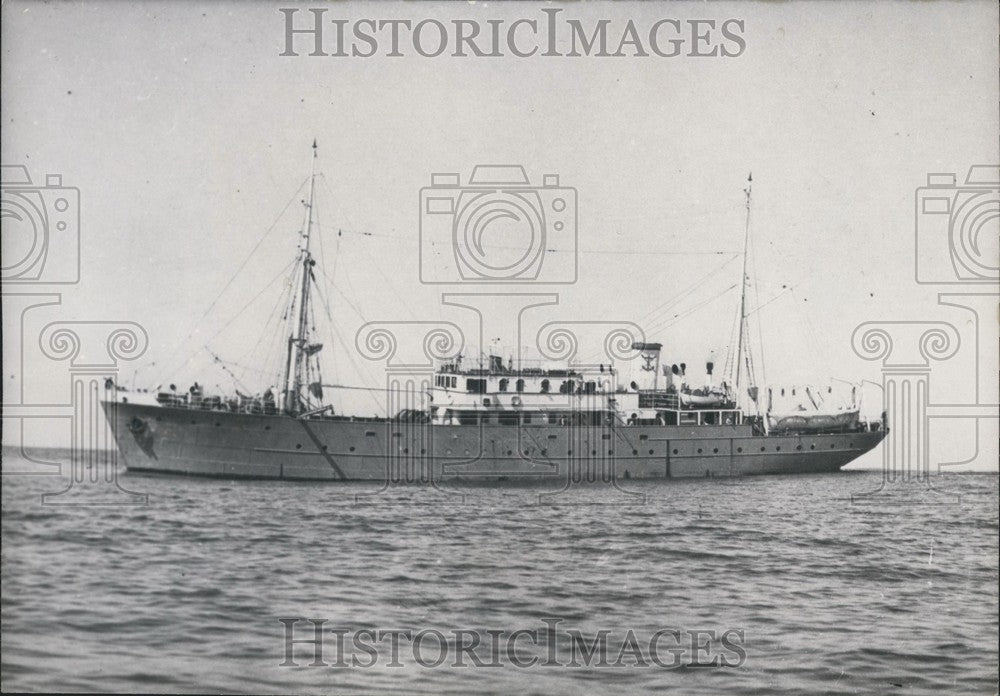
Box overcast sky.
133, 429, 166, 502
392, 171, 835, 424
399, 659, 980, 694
2, 1, 997, 469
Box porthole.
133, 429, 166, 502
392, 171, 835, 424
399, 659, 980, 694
673, 449, 679, 455
507, 450, 512, 455
264, 425, 271, 431
713, 448, 719, 454
349, 446, 355, 452
776, 446, 781, 451
760, 446, 766, 452
295, 444, 302, 450
632, 449, 638, 455
541, 449, 547, 455
697, 448, 703, 454
831, 444, 836, 449
524, 450, 530, 456
649, 449, 654, 455
810, 444, 816, 450
321, 445, 328, 451
737, 447, 743, 453
796, 445, 802, 451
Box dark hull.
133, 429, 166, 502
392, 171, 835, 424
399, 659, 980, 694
104, 401, 885, 481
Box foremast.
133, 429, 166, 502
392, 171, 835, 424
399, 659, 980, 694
281, 140, 324, 415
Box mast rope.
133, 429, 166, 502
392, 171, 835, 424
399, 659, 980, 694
152, 177, 310, 387
164, 259, 296, 388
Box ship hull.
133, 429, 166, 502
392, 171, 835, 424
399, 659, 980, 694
103, 401, 885, 481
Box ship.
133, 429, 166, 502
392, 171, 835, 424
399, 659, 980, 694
101, 144, 886, 481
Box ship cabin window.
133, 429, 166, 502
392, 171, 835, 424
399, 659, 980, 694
541, 379, 550, 393
450, 376, 457, 388
522, 413, 532, 424
466, 378, 486, 394
584, 381, 597, 394
560, 380, 575, 394
499, 378, 509, 392
457, 412, 479, 425
516, 379, 525, 393
499, 412, 519, 425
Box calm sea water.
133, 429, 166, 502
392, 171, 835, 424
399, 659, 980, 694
2, 450, 997, 695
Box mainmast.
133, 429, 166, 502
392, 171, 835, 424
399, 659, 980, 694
283, 140, 320, 414
734, 172, 757, 406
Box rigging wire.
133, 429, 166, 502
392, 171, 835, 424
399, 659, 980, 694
651, 283, 739, 332
749, 223, 767, 387
153, 176, 310, 386
314, 221, 737, 256
638, 253, 740, 328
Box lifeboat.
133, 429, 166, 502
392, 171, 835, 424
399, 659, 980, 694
767, 409, 859, 433
679, 388, 730, 408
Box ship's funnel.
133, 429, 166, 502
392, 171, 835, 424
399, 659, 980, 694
632, 342, 662, 390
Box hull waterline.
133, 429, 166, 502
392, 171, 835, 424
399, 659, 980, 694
104, 401, 885, 482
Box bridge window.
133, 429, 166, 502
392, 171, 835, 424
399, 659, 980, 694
516, 379, 525, 393
585, 381, 597, 394
466, 378, 486, 393
541, 379, 550, 393
499, 378, 509, 392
